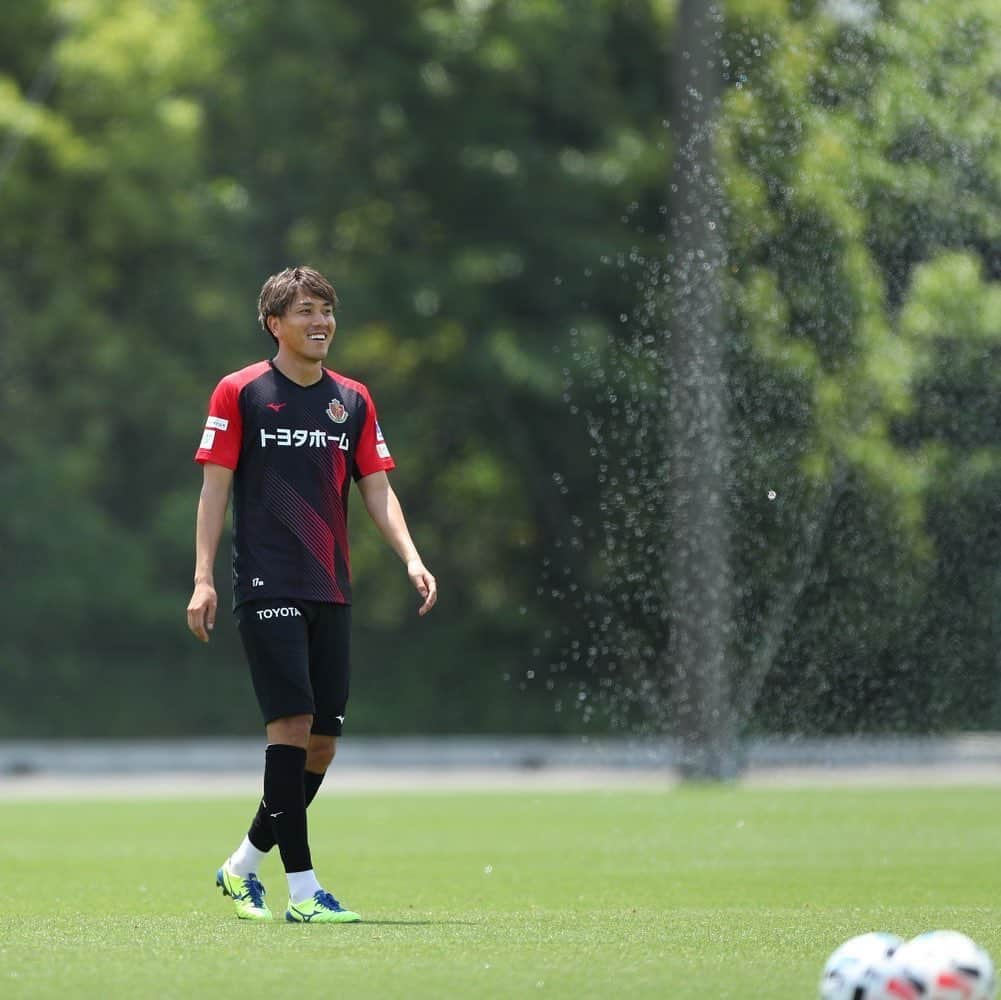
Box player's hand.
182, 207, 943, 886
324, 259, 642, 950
187, 582, 218, 642
407, 559, 437, 616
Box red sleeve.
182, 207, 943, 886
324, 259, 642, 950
194, 376, 243, 469
354, 386, 396, 480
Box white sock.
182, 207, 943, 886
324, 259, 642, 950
228, 837, 268, 877
287, 869, 322, 904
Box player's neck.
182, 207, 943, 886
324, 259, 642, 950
271, 352, 324, 387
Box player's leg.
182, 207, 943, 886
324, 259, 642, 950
297, 600, 348, 793
306, 733, 336, 774
217, 599, 316, 921
241, 735, 333, 858
235, 606, 341, 867
261, 712, 320, 908
284, 602, 360, 923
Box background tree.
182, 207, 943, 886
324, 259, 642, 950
0, 0, 999, 741
554, 0, 1001, 746
0, 0, 672, 736
0, 0, 243, 735
722, 0, 1001, 735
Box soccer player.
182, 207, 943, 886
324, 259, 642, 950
186, 265, 436, 924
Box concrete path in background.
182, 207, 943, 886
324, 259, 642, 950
3, 764, 1001, 800
2, 735, 1001, 799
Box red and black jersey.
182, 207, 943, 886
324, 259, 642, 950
194, 360, 395, 608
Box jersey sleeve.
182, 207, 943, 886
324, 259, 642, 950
353, 386, 396, 480
194, 376, 243, 469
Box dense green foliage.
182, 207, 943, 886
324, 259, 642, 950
0, 0, 999, 737
719, 0, 1001, 733
1, 785, 999, 997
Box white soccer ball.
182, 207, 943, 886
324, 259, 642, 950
820, 932, 905, 1000
863, 962, 922, 1000
888, 931, 996, 1000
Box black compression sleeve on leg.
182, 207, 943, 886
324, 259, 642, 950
248, 768, 326, 853
262, 744, 312, 874
304, 768, 325, 806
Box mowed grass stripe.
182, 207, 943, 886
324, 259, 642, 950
0, 787, 997, 999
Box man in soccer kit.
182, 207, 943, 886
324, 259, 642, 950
186, 266, 436, 923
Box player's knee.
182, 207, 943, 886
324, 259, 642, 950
267, 713, 314, 748
307, 736, 336, 772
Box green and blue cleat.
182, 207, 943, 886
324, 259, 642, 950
285, 889, 361, 924
216, 864, 273, 922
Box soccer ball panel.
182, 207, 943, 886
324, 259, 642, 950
820, 933, 906, 1000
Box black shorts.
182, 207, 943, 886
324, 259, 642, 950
235, 599, 351, 736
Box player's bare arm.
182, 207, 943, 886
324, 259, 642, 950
357, 470, 437, 616
187, 462, 234, 642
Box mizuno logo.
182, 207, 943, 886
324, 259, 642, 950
266, 402, 287, 412
269, 811, 284, 819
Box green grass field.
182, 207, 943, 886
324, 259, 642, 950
0, 784, 998, 999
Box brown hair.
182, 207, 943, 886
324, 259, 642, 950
257, 266, 339, 343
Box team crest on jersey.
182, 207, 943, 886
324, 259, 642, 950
327, 398, 348, 424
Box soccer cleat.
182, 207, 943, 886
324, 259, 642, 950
285, 889, 361, 924
216, 864, 273, 922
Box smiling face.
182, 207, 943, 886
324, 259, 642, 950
268, 290, 337, 365
257, 266, 339, 363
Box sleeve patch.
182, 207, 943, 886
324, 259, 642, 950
376, 442, 391, 459
200, 429, 216, 450
206, 416, 229, 431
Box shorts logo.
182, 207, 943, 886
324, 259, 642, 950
256, 606, 303, 620
327, 398, 348, 424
